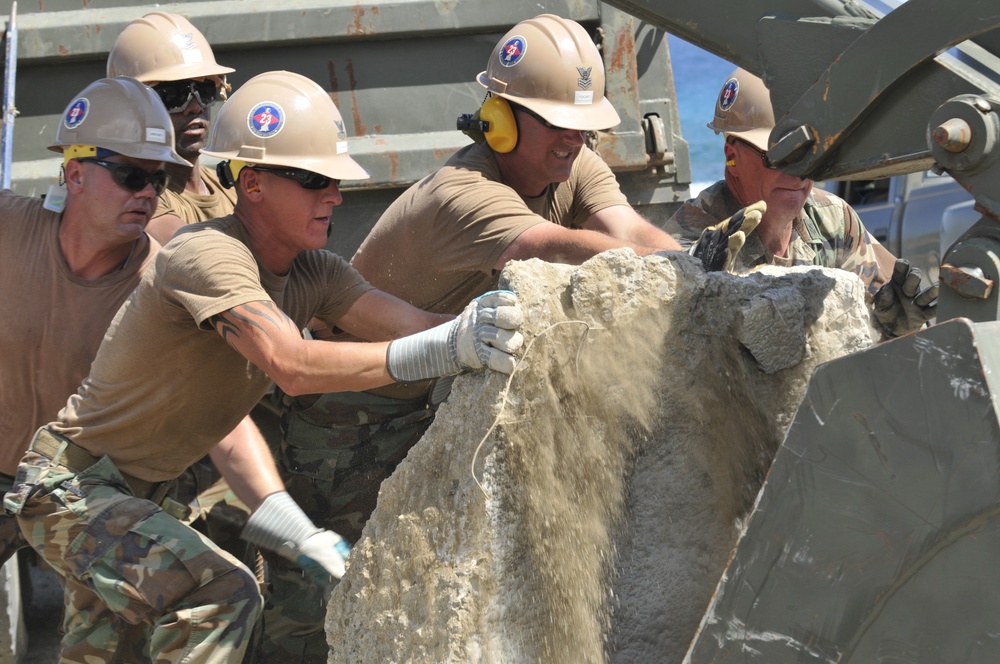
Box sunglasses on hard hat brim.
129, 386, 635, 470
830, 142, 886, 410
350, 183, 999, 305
249, 165, 339, 190
153, 79, 220, 113
77, 158, 170, 195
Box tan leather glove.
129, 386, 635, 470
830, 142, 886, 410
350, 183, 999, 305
690, 200, 765, 273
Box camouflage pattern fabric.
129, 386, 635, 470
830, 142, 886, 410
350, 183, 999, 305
664, 180, 892, 296
255, 389, 436, 663
5, 450, 262, 663
0, 473, 26, 567
172, 456, 255, 564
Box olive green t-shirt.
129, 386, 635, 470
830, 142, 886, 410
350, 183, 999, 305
51, 215, 373, 481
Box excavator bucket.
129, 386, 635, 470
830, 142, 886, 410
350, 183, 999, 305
687, 317, 1000, 663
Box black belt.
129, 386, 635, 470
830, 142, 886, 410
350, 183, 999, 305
30, 427, 174, 506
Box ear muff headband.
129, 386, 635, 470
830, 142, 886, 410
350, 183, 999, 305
480, 97, 518, 153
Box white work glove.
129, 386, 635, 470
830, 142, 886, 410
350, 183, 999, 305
387, 290, 524, 382
873, 258, 938, 338
241, 491, 350, 582
690, 200, 765, 272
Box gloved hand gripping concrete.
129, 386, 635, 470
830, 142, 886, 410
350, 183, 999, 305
691, 200, 765, 272
386, 290, 524, 382
242, 491, 351, 582
873, 258, 939, 338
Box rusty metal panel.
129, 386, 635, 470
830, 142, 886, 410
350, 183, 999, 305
686, 317, 1000, 663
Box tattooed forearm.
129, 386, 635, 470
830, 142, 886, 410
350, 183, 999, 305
211, 301, 296, 344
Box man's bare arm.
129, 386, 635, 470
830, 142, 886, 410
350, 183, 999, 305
210, 300, 392, 397
209, 415, 283, 511
494, 207, 681, 271
583, 204, 682, 251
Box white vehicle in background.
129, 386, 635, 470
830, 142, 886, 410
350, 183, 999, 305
821, 172, 973, 289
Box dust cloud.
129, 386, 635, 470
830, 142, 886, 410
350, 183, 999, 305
327, 249, 878, 663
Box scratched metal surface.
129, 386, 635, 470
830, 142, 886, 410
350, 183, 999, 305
687, 317, 1000, 663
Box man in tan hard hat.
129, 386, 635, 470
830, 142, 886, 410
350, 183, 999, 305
108, 11, 265, 588
262, 14, 682, 661
665, 67, 938, 339
6, 70, 523, 663
107, 11, 237, 245
0, 76, 189, 657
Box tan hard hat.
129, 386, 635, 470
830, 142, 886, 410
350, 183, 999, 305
477, 14, 620, 131
48, 77, 191, 166
707, 68, 775, 150
201, 70, 369, 181
106, 11, 234, 84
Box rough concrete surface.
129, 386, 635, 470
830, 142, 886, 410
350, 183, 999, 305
326, 249, 879, 664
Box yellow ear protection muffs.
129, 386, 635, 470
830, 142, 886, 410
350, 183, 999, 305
456, 95, 519, 153
217, 159, 248, 189
479, 96, 518, 153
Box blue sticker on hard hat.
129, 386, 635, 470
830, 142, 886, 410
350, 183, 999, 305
718, 78, 739, 112
248, 101, 284, 138
64, 98, 89, 130
499, 36, 527, 67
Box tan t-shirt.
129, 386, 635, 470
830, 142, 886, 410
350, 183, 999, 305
0, 191, 158, 475
50, 215, 374, 481
352, 142, 628, 315
154, 164, 237, 225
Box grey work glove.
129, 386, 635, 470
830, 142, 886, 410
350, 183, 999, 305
387, 290, 524, 382
241, 491, 351, 582
873, 258, 938, 338
690, 200, 765, 272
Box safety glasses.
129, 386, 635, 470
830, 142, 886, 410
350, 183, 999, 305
250, 166, 339, 190
78, 158, 170, 195
153, 79, 220, 113
734, 139, 775, 170
511, 103, 568, 131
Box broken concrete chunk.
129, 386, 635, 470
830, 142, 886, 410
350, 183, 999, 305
327, 250, 878, 664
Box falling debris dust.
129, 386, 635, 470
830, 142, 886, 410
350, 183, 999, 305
326, 249, 878, 663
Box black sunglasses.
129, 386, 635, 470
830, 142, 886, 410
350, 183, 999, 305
153, 79, 219, 113
77, 158, 170, 195
734, 139, 775, 170
250, 166, 339, 190
510, 103, 567, 131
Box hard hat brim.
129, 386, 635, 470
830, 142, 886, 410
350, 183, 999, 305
200, 149, 370, 182
136, 63, 236, 86
483, 83, 621, 132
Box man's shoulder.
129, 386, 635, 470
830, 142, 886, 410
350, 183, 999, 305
0, 191, 55, 236
664, 181, 735, 241
803, 187, 857, 237
807, 186, 850, 211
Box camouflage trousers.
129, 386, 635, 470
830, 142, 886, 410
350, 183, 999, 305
173, 455, 256, 567
5, 451, 262, 663
256, 389, 437, 663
